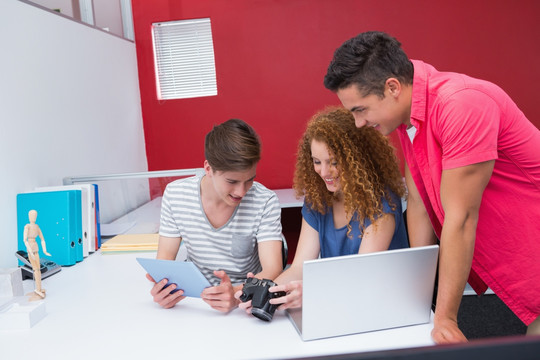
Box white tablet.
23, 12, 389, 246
137, 258, 211, 298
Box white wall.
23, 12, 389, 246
0, 0, 148, 267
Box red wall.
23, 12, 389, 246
132, 0, 540, 190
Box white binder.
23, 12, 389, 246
35, 184, 96, 256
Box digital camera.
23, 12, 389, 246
239, 277, 286, 321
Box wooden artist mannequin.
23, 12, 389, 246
23, 209, 51, 300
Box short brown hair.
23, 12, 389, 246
204, 119, 261, 172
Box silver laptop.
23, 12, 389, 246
287, 245, 439, 341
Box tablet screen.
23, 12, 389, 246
137, 257, 211, 298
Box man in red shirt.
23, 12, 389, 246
324, 30, 540, 344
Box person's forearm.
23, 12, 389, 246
255, 240, 285, 280
273, 264, 302, 285
254, 267, 282, 281
156, 236, 181, 260
404, 163, 436, 247
435, 215, 477, 323
432, 161, 493, 343
407, 195, 437, 246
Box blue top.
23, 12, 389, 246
302, 191, 408, 258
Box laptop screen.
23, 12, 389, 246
287, 245, 439, 341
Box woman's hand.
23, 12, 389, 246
269, 280, 303, 310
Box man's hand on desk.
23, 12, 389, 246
146, 273, 186, 308
431, 316, 468, 344
201, 270, 240, 313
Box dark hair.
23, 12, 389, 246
324, 31, 414, 98
204, 118, 261, 172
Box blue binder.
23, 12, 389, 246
17, 190, 83, 266
93, 184, 102, 249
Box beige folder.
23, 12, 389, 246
101, 233, 159, 253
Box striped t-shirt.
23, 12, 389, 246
159, 175, 282, 286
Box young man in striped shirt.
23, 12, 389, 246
146, 119, 283, 313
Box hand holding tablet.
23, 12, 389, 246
137, 258, 211, 298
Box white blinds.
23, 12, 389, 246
151, 18, 217, 100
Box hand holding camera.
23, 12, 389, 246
239, 277, 286, 321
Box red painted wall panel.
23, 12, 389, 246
132, 0, 540, 190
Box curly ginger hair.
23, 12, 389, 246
293, 107, 405, 236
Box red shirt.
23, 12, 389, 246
398, 60, 540, 324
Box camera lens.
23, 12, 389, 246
251, 308, 273, 321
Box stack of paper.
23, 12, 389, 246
101, 234, 159, 254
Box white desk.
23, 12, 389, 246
0, 251, 435, 360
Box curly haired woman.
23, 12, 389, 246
238, 107, 409, 312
